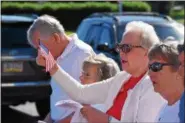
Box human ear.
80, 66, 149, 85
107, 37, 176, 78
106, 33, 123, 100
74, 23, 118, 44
53, 33, 61, 44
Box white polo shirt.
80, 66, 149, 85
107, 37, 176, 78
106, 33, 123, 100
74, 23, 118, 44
50, 34, 95, 121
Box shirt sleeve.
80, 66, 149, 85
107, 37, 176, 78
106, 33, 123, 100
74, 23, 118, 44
52, 65, 115, 104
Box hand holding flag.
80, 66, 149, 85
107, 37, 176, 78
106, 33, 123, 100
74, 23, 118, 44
38, 41, 56, 72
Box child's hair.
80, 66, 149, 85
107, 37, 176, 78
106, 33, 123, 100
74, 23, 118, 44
83, 53, 120, 81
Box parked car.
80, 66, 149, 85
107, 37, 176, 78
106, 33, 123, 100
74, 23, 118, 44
77, 12, 184, 68
1, 14, 51, 118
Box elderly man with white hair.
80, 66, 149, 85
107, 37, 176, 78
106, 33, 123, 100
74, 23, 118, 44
27, 14, 95, 123
36, 21, 166, 122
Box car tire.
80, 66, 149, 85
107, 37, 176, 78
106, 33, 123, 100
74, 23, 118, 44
36, 98, 50, 119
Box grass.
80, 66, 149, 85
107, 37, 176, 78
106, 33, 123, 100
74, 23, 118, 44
170, 9, 184, 24
176, 19, 184, 24
170, 9, 184, 19
66, 30, 75, 35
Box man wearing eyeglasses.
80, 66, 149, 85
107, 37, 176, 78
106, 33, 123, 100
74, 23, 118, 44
148, 42, 184, 122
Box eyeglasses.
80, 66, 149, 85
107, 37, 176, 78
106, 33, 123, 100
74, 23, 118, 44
148, 62, 174, 72
115, 43, 143, 53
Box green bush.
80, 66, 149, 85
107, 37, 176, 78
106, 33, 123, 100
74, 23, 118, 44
2, 1, 151, 12
170, 9, 184, 19
2, 2, 115, 11
2, 2, 151, 30
122, 1, 151, 12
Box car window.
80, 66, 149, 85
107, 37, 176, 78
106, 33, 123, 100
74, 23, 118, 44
77, 20, 115, 48
85, 25, 102, 48
154, 25, 184, 41
76, 20, 91, 41
98, 25, 113, 48
118, 24, 183, 43
83, 23, 113, 49
117, 25, 126, 42
2, 22, 32, 48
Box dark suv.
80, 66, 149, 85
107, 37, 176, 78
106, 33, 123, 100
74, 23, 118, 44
1, 14, 51, 117
77, 12, 184, 67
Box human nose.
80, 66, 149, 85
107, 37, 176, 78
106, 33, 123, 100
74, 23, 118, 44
80, 75, 85, 83
120, 51, 126, 59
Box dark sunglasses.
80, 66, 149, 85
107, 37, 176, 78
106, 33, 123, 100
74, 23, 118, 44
148, 62, 174, 72
115, 43, 143, 53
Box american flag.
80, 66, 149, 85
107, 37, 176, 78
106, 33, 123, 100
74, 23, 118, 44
39, 46, 56, 72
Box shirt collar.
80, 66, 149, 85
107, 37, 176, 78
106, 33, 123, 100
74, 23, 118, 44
57, 33, 78, 61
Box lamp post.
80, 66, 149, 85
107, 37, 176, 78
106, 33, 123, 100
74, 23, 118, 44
118, 0, 123, 13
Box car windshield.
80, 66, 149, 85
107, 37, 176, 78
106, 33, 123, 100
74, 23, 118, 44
2, 22, 31, 48
118, 24, 184, 42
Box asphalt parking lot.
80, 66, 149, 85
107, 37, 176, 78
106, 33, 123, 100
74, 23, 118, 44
2, 102, 41, 123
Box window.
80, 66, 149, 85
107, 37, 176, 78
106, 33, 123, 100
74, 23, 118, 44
84, 23, 113, 49
76, 20, 91, 41
98, 25, 113, 48
2, 23, 32, 48
118, 25, 126, 43
118, 24, 183, 43
154, 25, 183, 41
86, 24, 102, 47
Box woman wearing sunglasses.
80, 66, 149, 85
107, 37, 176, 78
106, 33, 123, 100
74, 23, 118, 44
37, 21, 166, 122
148, 42, 184, 122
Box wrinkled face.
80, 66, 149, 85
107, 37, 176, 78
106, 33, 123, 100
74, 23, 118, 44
80, 64, 100, 85
32, 31, 61, 56
148, 58, 178, 99
178, 51, 184, 77
119, 31, 147, 74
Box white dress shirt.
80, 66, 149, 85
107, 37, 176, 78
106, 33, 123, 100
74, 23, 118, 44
52, 68, 166, 122
50, 34, 95, 121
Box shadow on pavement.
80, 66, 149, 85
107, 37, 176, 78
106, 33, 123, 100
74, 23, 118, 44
2, 106, 41, 123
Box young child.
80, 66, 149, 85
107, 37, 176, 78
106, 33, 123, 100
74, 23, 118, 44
55, 54, 120, 123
